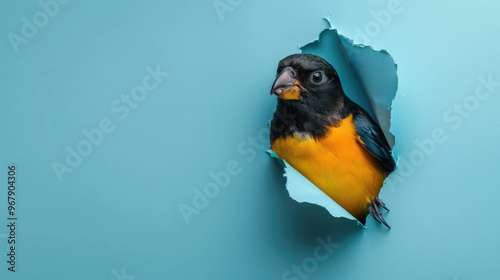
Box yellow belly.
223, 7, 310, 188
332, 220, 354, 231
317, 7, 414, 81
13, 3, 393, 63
271, 114, 387, 221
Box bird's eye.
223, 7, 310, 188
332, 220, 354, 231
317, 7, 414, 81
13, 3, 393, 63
310, 71, 326, 85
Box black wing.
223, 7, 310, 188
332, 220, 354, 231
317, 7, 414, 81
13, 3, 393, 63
351, 105, 396, 173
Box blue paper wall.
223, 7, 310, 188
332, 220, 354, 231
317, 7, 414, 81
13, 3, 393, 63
1, 0, 499, 279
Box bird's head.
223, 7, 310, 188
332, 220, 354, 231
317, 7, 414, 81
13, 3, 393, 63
270, 54, 345, 114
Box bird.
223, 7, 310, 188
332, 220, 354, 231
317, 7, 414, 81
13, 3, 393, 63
269, 54, 395, 228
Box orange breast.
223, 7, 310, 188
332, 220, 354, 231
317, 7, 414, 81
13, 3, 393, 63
271, 114, 387, 221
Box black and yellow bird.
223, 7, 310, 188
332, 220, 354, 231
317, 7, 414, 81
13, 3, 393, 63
270, 54, 395, 228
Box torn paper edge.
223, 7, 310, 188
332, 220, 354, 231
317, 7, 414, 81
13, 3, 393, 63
269, 18, 399, 227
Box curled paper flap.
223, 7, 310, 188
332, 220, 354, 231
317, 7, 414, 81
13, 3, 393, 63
270, 23, 398, 226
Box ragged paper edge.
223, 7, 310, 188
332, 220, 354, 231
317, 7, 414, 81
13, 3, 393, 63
268, 150, 364, 227
336, 32, 398, 148
269, 18, 399, 227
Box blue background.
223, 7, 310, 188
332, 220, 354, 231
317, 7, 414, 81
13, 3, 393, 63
1, 0, 499, 279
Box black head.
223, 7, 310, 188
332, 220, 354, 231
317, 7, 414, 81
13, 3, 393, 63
270, 54, 349, 141
271, 54, 345, 115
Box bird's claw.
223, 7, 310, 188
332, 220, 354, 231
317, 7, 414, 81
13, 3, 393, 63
369, 197, 391, 229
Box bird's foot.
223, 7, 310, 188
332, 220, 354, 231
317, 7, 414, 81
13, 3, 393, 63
369, 197, 391, 229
